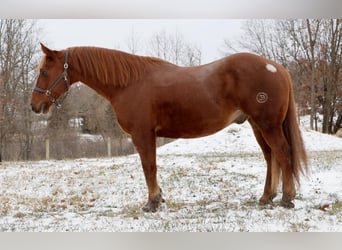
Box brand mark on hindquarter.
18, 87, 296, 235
256, 92, 268, 103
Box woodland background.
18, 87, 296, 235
0, 19, 341, 161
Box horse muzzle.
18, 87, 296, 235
31, 102, 49, 114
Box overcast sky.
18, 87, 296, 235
38, 19, 245, 64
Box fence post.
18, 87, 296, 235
46, 139, 50, 160
107, 137, 111, 158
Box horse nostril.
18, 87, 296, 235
31, 103, 37, 112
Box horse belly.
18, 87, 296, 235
156, 105, 241, 139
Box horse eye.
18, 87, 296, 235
40, 69, 48, 77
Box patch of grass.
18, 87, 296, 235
289, 221, 311, 232
120, 204, 143, 219
329, 200, 342, 215
241, 195, 259, 209
96, 210, 119, 218
66, 194, 96, 210
52, 187, 64, 196
13, 212, 26, 219
81, 188, 94, 195
110, 164, 123, 171
0, 196, 11, 216
32, 197, 55, 213
69, 195, 84, 206
196, 199, 213, 207
165, 200, 185, 211
168, 168, 189, 182
197, 154, 228, 166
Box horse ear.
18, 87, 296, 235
40, 43, 57, 57
40, 43, 51, 54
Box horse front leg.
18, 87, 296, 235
132, 131, 164, 212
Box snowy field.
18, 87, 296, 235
0, 122, 341, 232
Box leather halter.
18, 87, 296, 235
33, 50, 70, 109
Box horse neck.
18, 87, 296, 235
67, 48, 129, 101
68, 72, 113, 102
68, 47, 165, 101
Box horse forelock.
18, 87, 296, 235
69, 47, 165, 87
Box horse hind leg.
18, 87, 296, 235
261, 127, 296, 208
263, 151, 281, 204
250, 121, 279, 206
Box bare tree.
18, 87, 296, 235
125, 27, 142, 55
0, 19, 40, 160
319, 19, 342, 134
223, 20, 291, 66
148, 30, 201, 66
72, 84, 133, 154
287, 19, 322, 130
223, 19, 342, 134
288, 19, 341, 133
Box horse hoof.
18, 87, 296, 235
142, 193, 164, 213
281, 199, 295, 208
259, 194, 276, 206
259, 199, 274, 208
142, 203, 157, 213
259, 198, 269, 206
259, 200, 273, 206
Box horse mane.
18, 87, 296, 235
69, 47, 167, 87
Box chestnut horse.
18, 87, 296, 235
31, 44, 308, 212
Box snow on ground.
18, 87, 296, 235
0, 122, 341, 231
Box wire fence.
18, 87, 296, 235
2, 135, 135, 162
2, 134, 172, 162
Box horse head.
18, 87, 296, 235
31, 43, 70, 114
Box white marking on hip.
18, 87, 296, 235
266, 63, 277, 73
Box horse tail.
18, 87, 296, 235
283, 71, 308, 185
